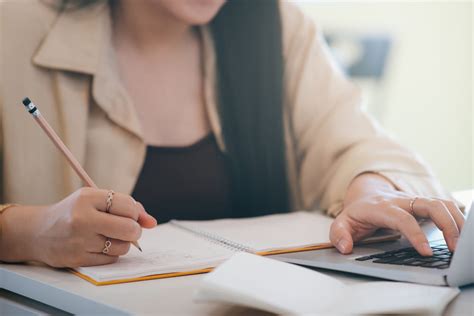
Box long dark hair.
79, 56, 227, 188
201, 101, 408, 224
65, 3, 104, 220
60, 0, 290, 216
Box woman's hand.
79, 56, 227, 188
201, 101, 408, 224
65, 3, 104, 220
0, 188, 157, 267
329, 173, 465, 256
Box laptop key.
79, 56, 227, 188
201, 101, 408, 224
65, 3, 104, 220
402, 260, 427, 266
372, 258, 392, 264
388, 258, 419, 265
416, 257, 438, 263
436, 264, 450, 269
355, 255, 374, 261
393, 251, 412, 257
372, 258, 403, 264
437, 255, 451, 260
371, 253, 394, 259
421, 261, 448, 268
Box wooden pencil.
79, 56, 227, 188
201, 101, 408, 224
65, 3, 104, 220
21, 97, 142, 252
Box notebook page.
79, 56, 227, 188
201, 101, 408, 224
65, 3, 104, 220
176, 212, 333, 252
75, 223, 235, 282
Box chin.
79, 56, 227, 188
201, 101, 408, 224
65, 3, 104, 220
158, 0, 227, 25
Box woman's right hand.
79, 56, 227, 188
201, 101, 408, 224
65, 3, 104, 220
0, 188, 157, 267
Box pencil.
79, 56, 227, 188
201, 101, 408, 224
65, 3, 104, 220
21, 97, 142, 252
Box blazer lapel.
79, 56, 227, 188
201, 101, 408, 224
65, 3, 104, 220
29, 3, 226, 194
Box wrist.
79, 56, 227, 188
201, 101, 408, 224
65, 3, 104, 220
0, 205, 46, 263
344, 172, 397, 206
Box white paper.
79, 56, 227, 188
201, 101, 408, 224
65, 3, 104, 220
76, 211, 338, 283
195, 253, 460, 315
343, 282, 460, 315
76, 224, 234, 282
177, 211, 335, 252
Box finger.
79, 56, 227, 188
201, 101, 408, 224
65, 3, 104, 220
80, 254, 119, 267
101, 192, 140, 220
87, 235, 132, 256
330, 215, 354, 254
91, 211, 142, 242
76, 188, 139, 220
135, 201, 158, 228
411, 198, 460, 251
371, 206, 433, 256
438, 199, 465, 232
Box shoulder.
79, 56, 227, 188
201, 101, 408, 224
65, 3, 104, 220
279, 0, 313, 31
1, 0, 58, 66
278, 1, 321, 57
0, 1, 58, 112
1, 0, 58, 36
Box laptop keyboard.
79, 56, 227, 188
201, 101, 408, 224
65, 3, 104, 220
355, 244, 452, 269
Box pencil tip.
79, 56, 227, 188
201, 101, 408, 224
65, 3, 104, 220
138, 246, 143, 252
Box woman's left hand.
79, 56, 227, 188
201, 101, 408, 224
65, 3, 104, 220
329, 173, 465, 256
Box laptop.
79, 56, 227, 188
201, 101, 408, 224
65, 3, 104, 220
273, 202, 473, 287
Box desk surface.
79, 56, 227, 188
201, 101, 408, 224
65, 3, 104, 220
1, 190, 473, 315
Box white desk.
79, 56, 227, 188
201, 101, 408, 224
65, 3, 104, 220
1, 190, 473, 315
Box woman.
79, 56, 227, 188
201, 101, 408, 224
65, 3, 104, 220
0, 0, 464, 268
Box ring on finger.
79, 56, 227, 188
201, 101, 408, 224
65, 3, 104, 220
409, 196, 419, 214
106, 190, 115, 213
102, 238, 112, 254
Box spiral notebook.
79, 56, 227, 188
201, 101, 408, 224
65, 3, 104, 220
73, 212, 399, 285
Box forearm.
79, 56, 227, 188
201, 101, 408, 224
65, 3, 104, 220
0, 205, 43, 263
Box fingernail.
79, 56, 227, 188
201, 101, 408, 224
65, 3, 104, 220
421, 242, 433, 256
149, 215, 158, 225
337, 239, 349, 253
451, 237, 458, 251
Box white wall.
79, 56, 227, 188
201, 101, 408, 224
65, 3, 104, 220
294, 0, 473, 191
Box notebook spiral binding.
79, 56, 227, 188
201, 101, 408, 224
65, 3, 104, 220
170, 220, 256, 254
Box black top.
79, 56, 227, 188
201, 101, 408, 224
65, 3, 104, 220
131, 134, 234, 223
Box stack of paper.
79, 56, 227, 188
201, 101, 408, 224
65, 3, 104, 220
194, 252, 459, 315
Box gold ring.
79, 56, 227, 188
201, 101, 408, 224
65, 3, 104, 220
102, 239, 112, 254
106, 190, 115, 213
409, 196, 419, 214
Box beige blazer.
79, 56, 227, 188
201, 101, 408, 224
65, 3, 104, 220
0, 1, 450, 216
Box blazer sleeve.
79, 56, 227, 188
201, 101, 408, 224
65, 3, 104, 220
0, 62, 3, 205
281, 2, 455, 216
0, 85, 4, 205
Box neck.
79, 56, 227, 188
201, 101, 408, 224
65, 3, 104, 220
112, 0, 193, 52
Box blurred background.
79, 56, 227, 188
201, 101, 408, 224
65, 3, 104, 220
293, 0, 472, 192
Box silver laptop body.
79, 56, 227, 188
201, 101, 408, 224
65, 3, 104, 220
273, 202, 473, 287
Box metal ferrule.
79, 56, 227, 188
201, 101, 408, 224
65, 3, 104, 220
24, 102, 40, 117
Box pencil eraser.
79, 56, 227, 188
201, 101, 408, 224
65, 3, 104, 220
22, 97, 31, 106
